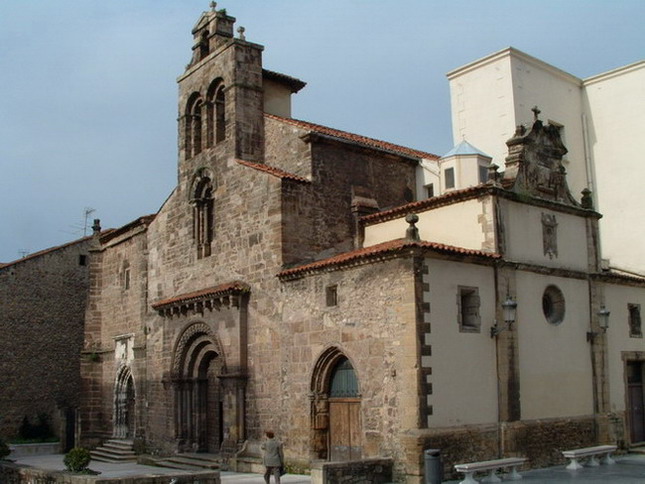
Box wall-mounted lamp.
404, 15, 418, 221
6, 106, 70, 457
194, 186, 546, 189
587, 306, 610, 342
491, 296, 518, 338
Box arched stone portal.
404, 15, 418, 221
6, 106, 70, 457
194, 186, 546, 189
173, 323, 225, 452
114, 366, 135, 439
310, 347, 362, 461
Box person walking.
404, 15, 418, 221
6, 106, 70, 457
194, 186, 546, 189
261, 430, 284, 484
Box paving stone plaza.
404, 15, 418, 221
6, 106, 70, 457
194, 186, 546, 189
6, 451, 645, 483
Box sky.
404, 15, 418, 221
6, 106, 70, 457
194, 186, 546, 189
1, 0, 644, 263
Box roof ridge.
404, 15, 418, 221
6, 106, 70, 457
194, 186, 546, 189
235, 159, 310, 183
278, 238, 499, 279
361, 185, 490, 225
265, 113, 439, 160
0, 232, 107, 268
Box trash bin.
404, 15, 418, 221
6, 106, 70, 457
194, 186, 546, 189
424, 448, 443, 484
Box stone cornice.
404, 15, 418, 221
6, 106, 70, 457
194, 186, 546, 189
152, 281, 250, 317
361, 184, 600, 227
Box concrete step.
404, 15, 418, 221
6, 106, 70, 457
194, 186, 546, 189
91, 448, 136, 458
166, 456, 219, 468
91, 450, 137, 461
179, 453, 220, 465
155, 460, 206, 471
90, 439, 137, 463
91, 453, 137, 463
103, 439, 134, 450
153, 453, 220, 471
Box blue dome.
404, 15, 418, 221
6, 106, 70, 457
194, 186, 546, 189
441, 140, 491, 158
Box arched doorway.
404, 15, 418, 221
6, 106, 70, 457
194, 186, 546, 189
311, 348, 362, 461
114, 366, 135, 439
173, 323, 225, 453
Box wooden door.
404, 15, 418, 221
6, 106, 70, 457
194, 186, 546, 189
627, 361, 645, 443
329, 398, 361, 461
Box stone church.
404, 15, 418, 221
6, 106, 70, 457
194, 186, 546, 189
4, 5, 639, 483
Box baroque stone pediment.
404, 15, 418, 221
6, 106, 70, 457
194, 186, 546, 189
503, 110, 579, 206
152, 280, 250, 317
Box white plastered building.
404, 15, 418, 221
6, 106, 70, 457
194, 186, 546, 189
446, 47, 645, 275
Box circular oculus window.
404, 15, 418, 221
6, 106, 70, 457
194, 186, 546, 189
542, 285, 565, 325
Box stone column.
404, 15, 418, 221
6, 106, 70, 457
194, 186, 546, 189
218, 373, 247, 454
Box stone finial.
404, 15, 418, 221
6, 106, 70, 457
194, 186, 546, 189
210, 1, 217, 11
513, 124, 526, 137
487, 163, 500, 184
581, 188, 594, 209
92, 219, 101, 235
405, 214, 420, 242
237, 26, 246, 40
532, 106, 541, 121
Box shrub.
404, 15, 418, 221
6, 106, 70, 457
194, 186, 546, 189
64, 447, 91, 472
0, 438, 10, 460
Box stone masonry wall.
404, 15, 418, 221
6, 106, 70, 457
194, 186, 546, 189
80, 226, 149, 446
279, 257, 418, 471
143, 162, 287, 454
265, 118, 419, 264
0, 238, 92, 440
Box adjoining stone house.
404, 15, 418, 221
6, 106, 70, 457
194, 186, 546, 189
0, 233, 98, 449
42, 5, 644, 482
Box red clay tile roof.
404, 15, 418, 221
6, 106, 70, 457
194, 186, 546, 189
151, 281, 251, 310
278, 239, 500, 279
265, 113, 439, 160
361, 185, 491, 225
262, 69, 306, 93
236, 159, 310, 184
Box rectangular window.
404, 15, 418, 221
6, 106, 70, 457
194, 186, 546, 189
78, 254, 87, 266
425, 183, 434, 198
444, 167, 455, 189
124, 267, 131, 291
326, 285, 338, 307
479, 164, 489, 184
628, 303, 642, 338
458, 286, 480, 332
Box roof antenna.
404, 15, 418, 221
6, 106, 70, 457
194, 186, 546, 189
83, 207, 96, 236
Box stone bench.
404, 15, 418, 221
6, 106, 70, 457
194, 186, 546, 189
562, 444, 617, 470
454, 457, 527, 484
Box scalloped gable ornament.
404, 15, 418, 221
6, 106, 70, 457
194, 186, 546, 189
503, 106, 579, 207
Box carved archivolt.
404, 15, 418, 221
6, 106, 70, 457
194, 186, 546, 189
310, 346, 358, 395
172, 322, 225, 378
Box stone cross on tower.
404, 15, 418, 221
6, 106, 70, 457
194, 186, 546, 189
532, 105, 541, 121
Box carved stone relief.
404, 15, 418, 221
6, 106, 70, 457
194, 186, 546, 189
542, 213, 558, 259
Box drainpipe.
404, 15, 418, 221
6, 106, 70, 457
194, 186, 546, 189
581, 114, 595, 201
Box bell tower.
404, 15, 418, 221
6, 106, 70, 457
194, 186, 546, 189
177, 3, 265, 184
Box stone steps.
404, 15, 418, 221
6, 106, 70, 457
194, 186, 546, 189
154, 453, 220, 471
90, 439, 137, 463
